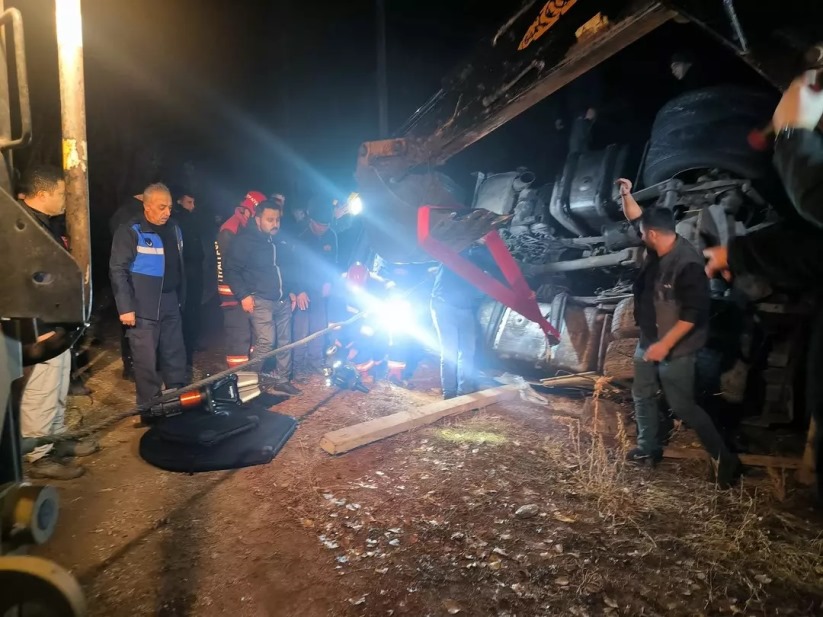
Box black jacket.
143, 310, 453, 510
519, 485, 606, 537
223, 223, 295, 302
729, 129, 823, 290
292, 223, 338, 298
431, 245, 502, 310
110, 215, 186, 319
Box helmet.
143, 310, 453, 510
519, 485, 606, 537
347, 263, 369, 289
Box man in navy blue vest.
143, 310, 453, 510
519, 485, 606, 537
110, 183, 188, 407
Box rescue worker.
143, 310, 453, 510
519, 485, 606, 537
110, 183, 188, 407
18, 165, 99, 480
224, 200, 301, 395
430, 242, 499, 400
292, 198, 338, 377
214, 190, 268, 368
327, 263, 393, 381
617, 177, 741, 486
173, 190, 206, 373
109, 191, 144, 381
704, 74, 823, 502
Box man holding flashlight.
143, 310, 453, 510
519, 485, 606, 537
705, 72, 823, 502
617, 178, 740, 486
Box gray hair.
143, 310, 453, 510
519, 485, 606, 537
142, 182, 171, 203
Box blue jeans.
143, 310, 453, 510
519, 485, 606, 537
431, 299, 476, 397
632, 343, 738, 468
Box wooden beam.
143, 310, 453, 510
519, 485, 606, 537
319, 385, 520, 455
663, 447, 802, 470
797, 418, 817, 486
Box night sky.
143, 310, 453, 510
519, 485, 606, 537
12, 0, 510, 214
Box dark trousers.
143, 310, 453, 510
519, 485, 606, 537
632, 343, 739, 469
128, 290, 187, 406
222, 303, 252, 366
119, 324, 133, 373
807, 308, 823, 499
293, 298, 328, 369
431, 299, 477, 397
182, 272, 203, 368
250, 297, 293, 382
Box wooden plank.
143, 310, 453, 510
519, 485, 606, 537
320, 385, 520, 455
663, 447, 802, 469
797, 418, 817, 485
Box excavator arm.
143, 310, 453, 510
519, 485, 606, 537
356, 0, 822, 336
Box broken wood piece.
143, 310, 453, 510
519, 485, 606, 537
797, 418, 817, 486
663, 447, 802, 469
319, 385, 520, 455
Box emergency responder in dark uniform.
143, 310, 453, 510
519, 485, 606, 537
705, 75, 823, 503
109, 192, 144, 381
431, 243, 500, 400
214, 190, 268, 368
328, 263, 393, 381
173, 190, 206, 372
617, 178, 741, 487
110, 183, 188, 407
224, 200, 301, 395
292, 198, 338, 376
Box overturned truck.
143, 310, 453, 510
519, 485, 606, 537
355, 0, 823, 426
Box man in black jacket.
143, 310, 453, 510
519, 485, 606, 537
173, 190, 206, 372
224, 201, 301, 395
110, 183, 188, 407
618, 178, 740, 486
705, 75, 823, 501
292, 198, 338, 377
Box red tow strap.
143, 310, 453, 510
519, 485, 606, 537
417, 206, 560, 344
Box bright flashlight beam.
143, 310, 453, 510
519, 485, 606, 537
56, 0, 84, 53
349, 195, 363, 216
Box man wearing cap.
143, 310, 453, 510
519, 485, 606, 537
617, 178, 740, 487
292, 198, 338, 378
215, 190, 268, 368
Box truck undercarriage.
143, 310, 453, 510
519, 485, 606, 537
355, 0, 823, 425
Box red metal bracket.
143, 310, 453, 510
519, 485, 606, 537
418, 205, 560, 344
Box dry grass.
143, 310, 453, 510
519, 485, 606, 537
548, 401, 823, 601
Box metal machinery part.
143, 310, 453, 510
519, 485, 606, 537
0, 0, 89, 614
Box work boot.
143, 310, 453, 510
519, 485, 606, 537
712, 457, 743, 490
53, 438, 100, 458
27, 457, 85, 481
69, 379, 92, 396
269, 381, 301, 396
626, 447, 663, 467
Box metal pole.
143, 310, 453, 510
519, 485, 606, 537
56, 0, 91, 317
0, 0, 13, 194
376, 0, 388, 137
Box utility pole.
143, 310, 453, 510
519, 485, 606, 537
376, 0, 388, 137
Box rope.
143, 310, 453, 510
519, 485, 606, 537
34, 307, 373, 446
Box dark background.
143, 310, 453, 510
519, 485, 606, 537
9, 0, 770, 275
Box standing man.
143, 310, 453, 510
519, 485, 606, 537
110, 183, 188, 407
173, 190, 205, 373
617, 177, 740, 486
224, 201, 301, 395
292, 198, 338, 377
215, 191, 268, 368
430, 243, 499, 400
18, 165, 98, 480
704, 75, 823, 503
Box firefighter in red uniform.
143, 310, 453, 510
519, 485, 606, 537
215, 191, 271, 368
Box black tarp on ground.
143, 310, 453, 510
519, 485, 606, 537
139, 404, 298, 473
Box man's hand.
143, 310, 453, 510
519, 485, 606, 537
241, 296, 255, 313
295, 292, 310, 311
643, 341, 671, 362
120, 312, 136, 327
616, 177, 633, 196
773, 73, 823, 131
322, 282, 332, 297
703, 246, 732, 281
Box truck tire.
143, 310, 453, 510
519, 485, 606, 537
643, 86, 776, 186
611, 297, 640, 340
